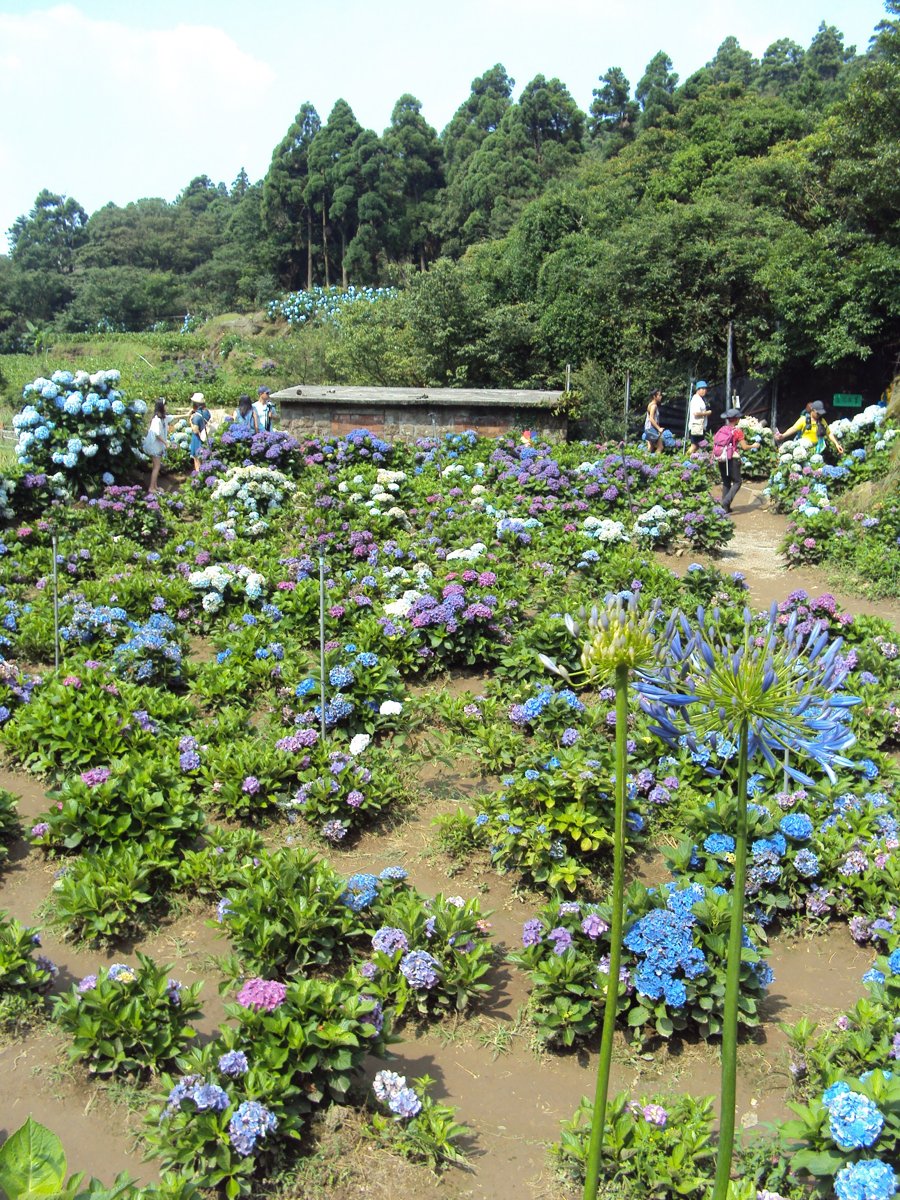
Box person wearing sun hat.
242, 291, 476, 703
775, 400, 843, 456
712, 407, 745, 513
688, 380, 712, 446
253, 385, 275, 433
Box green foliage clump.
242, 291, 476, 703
53, 953, 203, 1077
0, 911, 55, 1026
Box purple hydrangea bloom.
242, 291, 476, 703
218, 1050, 249, 1077
372, 927, 409, 955
399, 949, 440, 989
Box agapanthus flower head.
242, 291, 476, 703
540, 592, 666, 684
636, 603, 860, 785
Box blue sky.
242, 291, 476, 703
0, 0, 888, 248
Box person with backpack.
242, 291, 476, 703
712, 408, 745, 513
775, 401, 843, 456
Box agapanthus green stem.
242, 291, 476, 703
712, 715, 750, 1200
583, 662, 629, 1200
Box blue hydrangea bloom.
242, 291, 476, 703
794, 849, 820, 878
834, 1158, 897, 1200
703, 833, 735, 856
830, 1089, 883, 1152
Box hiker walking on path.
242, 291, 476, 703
688, 381, 712, 446
643, 389, 666, 454
712, 407, 745, 513
775, 401, 843, 457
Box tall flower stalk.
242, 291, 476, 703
542, 593, 666, 1200
636, 603, 859, 1200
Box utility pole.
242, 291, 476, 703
725, 321, 734, 408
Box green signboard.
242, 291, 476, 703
833, 393, 864, 408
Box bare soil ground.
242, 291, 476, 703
0, 502, 895, 1197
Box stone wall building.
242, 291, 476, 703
269, 385, 567, 441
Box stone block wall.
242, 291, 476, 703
278, 401, 566, 441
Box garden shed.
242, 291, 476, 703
269, 385, 567, 441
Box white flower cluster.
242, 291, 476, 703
375, 469, 407, 487
168, 418, 192, 455
211, 465, 295, 534
379, 562, 433, 600
582, 515, 629, 543
445, 542, 487, 561
187, 563, 267, 613
829, 405, 886, 441
778, 441, 810, 465
188, 564, 235, 614
384, 590, 423, 617
633, 504, 675, 541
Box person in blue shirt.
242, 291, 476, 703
232, 394, 260, 433
188, 396, 209, 472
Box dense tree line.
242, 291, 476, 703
1, 9, 897, 409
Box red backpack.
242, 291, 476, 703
712, 425, 738, 463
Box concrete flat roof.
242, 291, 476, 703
272, 385, 565, 409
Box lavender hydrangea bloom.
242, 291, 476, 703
581, 913, 609, 939
521, 918, 543, 947
549, 926, 573, 954
373, 1070, 406, 1103
372, 927, 409, 955
399, 949, 440, 989
218, 1050, 249, 1077
390, 1085, 422, 1118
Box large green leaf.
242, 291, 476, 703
0, 1118, 67, 1198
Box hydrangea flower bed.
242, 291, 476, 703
0, 380, 898, 1198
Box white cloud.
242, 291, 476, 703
0, 5, 277, 236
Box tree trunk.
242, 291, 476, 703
322, 207, 330, 287
306, 209, 313, 291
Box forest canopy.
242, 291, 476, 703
1, 6, 898, 409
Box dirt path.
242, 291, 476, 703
661, 485, 899, 626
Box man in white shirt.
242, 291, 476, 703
688, 380, 712, 447
253, 386, 275, 433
